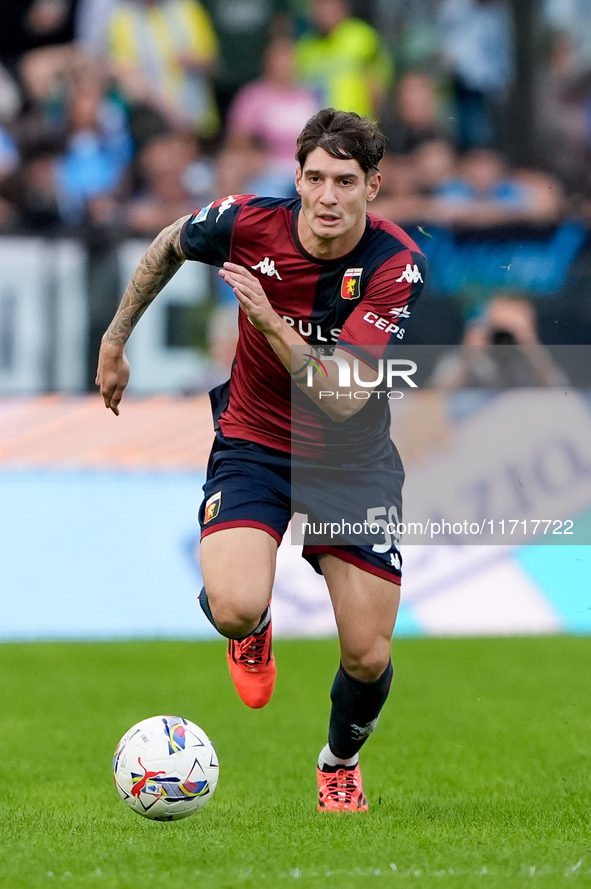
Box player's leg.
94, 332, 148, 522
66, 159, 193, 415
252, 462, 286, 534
197, 432, 291, 708
316, 554, 399, 811
199, 526, 280, 710
200, 526, 277, 638
321, 553, 398, 682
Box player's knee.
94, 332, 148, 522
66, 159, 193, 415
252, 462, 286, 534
209, 598, 263, 639
341, 646, 391, 682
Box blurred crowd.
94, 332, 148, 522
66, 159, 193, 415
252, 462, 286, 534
2, 0, 591, 393
3, 0, 591, 237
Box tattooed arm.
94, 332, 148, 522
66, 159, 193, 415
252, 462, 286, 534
95, 216, 189, 415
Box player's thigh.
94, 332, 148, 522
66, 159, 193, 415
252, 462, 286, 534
319, 553, 400, 679
200, 526, 278, 619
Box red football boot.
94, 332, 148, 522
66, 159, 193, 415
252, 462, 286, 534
317, 764, 369, 812
226, 618, 275, 709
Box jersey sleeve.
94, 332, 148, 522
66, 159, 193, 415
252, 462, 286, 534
179, 194, 253, 266
336, 247, 426, 367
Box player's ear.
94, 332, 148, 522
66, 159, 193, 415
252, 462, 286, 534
366, 171, 381, 202
295, 167, 302, 194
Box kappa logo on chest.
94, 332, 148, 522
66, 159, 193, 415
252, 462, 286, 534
251, 257, 282, 280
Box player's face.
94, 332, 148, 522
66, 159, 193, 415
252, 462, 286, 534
295, 147, 381, 258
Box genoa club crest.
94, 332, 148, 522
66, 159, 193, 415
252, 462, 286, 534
204, 491, 221, 523
341, 267, 363, 300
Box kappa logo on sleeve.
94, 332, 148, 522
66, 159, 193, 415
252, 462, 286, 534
204, 491, 222, 523
395, 263, 423, 284
340, 267, 363, 299
216, 195, 236, 222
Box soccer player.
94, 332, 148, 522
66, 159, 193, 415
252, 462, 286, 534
96, 108, 426, 811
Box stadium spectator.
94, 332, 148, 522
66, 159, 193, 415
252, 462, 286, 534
6, 138, 64, 231
377, 0, 441, 71
371, 137, 458, 225
200, 0, 293, 125
0, 65, 22, 122
436, 0, 514, 150
0, 2, 78, 224
425, 146, 565, 228
126, 130, 213, 235
4, 52, 134, 231
535, 29, 591, 196
379, 70, 453, 155
1, 1, 82, 164
412, 136, 458, 194
0, 0, 78, 88
0, 125, 20, 228
0, 127, 19, 179
216, 36, 320, 198
295, 0, 393, 118
429, 293, 570, 388
104, 0, 220, 138
369, 151, 426, 225
55, 57, 133, 225
374, 139, 566, 229
395, 292, 569, 464
74, 0, 118, 54
543, 0, 591, 75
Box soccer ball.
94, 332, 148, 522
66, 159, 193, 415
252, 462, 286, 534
112, 715, 219, 820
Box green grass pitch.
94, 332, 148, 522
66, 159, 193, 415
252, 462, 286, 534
0, 636, 590, 889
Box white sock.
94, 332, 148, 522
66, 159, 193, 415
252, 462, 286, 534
252, 606, 271, 636
318, 743, 359, 769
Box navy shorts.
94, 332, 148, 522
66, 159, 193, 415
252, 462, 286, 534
199, 432, 403, 585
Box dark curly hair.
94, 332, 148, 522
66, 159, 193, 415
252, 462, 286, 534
295, 108, 386, 176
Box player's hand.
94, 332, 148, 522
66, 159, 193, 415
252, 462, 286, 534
95, 340, 130, 416
219, 262, 280, 334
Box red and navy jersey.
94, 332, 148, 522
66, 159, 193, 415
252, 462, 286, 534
180, 194, 426, 457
